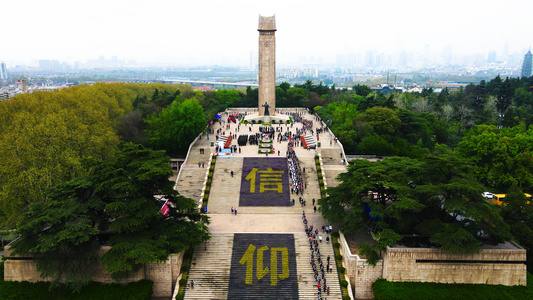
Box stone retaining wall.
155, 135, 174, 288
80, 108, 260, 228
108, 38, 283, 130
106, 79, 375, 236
383, 244, 527, 286
339, 233, 382, 300
3, 245, 184, 298
338, 233, 527, 299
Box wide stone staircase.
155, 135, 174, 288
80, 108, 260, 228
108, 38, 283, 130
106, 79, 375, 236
184, 233, 234, 299
184, 232, 342, 299
206, 158, 243, 214
319, 148, 347, 189
175, 150, 211, 201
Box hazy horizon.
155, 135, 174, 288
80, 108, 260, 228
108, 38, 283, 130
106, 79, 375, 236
3, 0, 532, 67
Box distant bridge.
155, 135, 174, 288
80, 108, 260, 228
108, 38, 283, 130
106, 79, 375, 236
160, 79, 258, 89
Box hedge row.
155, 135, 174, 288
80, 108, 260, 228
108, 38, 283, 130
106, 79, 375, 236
332, 234, 351, 300
175, 249, 195, 300
315, 156, 326, 199
203, 155, 217, 208
0, 279, 153, 300
372, 273, 533, 300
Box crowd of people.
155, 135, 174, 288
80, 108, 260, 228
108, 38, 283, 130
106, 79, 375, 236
302, 211, 331, 299
237, 135, 249, 146
287, 146, 304, 195
259, 126, 275, 135
236, 133, 263, 146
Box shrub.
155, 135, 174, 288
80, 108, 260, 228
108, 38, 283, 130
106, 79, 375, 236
372, 274, 533, 300
343, 295, 351, 300
175, 292, 184, 300
252, 120, 256, 124
341, 280, 348, 287
206, 179, 211, 186
315, 155, 319, 159
258, 120, 263, 124
337, 254, 343, 260
184, 249, 194, 260
318, 173, 323, 180
180, 264, 189, 272
179, 278, 187, 285
339, 266, 346, 273
207, 173, 213, 179
332, 232, 340, 238
209, 166, 214, 171
334, 242, 340, 248
0, 280, 153, 300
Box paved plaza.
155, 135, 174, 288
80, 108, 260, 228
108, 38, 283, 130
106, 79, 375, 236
174, 108, 348, 299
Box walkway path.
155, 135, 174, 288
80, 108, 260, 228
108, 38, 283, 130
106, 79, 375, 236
174, 108, 348, 299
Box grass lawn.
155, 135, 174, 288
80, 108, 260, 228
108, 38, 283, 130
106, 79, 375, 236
373, 272, 533, 300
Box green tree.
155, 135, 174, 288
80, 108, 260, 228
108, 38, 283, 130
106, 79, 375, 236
279, 82, 291, 91
0, 86, 127, 228
285, 87, 308, 107
353, 84, 372, 97
456, 124, 533, 190
356, 106, 400, 138
147, 97, 206, 156
320, 148, 510, 261
11, 143, 210, 288
496, 77, 513, 114
10, 178, 101, 291
499, 185, 533, 270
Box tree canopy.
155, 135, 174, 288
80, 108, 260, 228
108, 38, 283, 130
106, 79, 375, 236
146, 97, 206, 156
319, 146, 511, 263
11, 143, 210, 289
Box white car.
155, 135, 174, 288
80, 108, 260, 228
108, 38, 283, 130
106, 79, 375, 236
482, 192, 494, 199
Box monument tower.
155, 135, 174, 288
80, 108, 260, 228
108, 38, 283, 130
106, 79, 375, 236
258, 15, 276, 118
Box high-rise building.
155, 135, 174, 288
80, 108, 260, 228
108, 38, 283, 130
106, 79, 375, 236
521, 50, 532, 77
0, 62, 7, 80
487, 51, 496, 63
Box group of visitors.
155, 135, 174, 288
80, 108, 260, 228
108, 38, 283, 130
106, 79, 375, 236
259, 126, 275, 134
302, 211, 330, 299
237, 135, 249, 146
287, 146, 304, 195
236, 133, 262, 146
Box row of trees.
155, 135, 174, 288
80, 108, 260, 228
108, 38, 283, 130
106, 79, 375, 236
319, 147, 533, 268
307, 76, 533, 269
0, 83, 214, 289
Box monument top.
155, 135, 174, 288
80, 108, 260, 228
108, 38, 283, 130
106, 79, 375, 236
258, 15, 276, 31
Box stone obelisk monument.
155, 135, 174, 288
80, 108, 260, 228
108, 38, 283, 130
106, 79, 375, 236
258, 15, 276, 120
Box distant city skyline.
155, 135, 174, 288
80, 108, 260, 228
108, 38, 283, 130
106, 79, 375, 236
3, 0, 533, 68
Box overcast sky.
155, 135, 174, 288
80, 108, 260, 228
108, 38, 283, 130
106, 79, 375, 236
3, 0, 533, 66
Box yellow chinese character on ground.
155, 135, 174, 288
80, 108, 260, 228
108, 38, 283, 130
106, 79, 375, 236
239, 244, 289, 286
245, 168, 284, 193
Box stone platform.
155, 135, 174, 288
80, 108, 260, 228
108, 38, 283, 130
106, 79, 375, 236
175, 108, 348, 299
